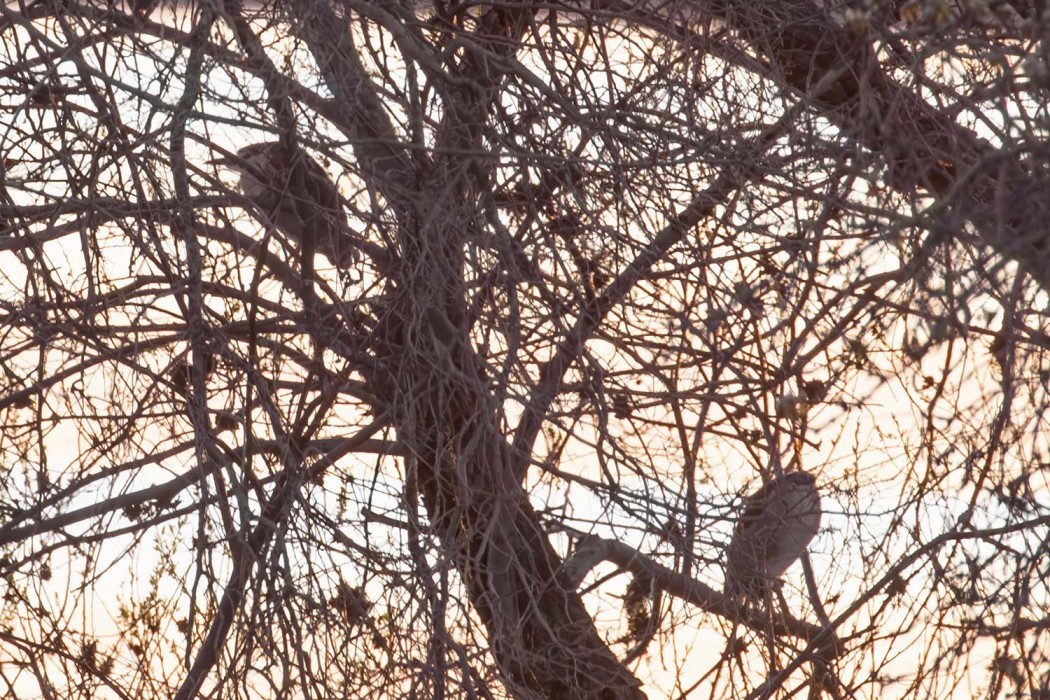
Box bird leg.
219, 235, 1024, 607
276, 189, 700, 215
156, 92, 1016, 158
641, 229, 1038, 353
762, 584, 780, 678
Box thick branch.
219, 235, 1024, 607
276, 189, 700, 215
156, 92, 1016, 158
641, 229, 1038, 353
564, 533, 836, 648
286, 0, 420, 213
697, 0, 1050, 287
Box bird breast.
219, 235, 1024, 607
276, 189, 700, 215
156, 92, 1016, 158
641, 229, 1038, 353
763, 486, 821, 578
238, 171, 277, 208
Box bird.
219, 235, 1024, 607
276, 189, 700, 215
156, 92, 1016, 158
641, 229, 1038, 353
724, 470, 821, 601
211, 141, 359, 270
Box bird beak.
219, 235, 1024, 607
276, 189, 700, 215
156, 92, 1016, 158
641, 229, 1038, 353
208, 151, 236, 168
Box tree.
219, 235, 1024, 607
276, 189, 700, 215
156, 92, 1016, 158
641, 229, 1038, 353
1, 0, 1048, 697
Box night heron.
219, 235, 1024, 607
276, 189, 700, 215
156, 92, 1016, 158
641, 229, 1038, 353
724, 470, 821, 600
212, 141, 359, 270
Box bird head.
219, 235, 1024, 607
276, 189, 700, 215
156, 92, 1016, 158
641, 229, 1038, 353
209, 141, 284, 168
780, 469, 816, 490
210, 143, 287, 202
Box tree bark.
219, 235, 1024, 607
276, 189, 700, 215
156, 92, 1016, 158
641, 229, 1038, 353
285, 3, 647, 696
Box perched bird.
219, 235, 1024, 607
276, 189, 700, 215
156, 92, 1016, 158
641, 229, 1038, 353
211, 142, 359, 270
725, 470, 821, 600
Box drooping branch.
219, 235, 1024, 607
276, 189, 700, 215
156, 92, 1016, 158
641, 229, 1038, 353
684, 0, 1050, 287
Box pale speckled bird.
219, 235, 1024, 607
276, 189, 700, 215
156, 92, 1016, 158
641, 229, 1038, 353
725, 470, 821, 599
212, 142, 359, 269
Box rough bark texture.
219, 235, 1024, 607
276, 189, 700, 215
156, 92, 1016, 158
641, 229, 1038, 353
285, 3, 648, 696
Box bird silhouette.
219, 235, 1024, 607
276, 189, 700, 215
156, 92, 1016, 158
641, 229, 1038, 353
724, 470, 821, 600
212, 142, 359, 270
